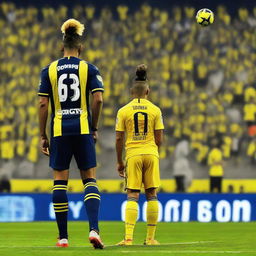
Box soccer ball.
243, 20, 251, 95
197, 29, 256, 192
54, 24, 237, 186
196, 8, 214, 26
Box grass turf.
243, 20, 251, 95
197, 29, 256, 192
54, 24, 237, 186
0, 221, 255, 256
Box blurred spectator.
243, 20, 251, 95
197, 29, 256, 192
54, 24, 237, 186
239, 185, 245, 193
247, 137, 256, 164
0, 2, 256, 178
0, 175, 11, 193
229, 123, 243, 159
243, 97, 256, 136
207, 138, 224, 193
227, 184, 234, 193
173, 140, 193, 192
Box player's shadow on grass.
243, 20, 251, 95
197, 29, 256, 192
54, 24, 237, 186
104, 241, 216, 250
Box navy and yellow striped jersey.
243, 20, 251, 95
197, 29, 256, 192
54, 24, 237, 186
38, 56, 104, 137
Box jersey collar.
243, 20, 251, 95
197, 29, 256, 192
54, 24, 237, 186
133, 98, 148, 103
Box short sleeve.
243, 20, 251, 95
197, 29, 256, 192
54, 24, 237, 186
155, 109, 164, 130
38, 66, 51, 97
115, 110, 125, 132
87, 63, 104, 94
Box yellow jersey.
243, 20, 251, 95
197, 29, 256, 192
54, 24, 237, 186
207, 148, 224, 176
116, 98, 164, 160
243, 103, 256, 122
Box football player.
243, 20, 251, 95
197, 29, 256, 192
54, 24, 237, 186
115, 64, 164, 245
38, 19, 104, 249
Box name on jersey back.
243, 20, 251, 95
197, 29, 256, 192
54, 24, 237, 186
57, 64, 79, 71
132, 106, 147, 110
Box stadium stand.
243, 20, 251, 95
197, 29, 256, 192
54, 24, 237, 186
1, 2, 256, 180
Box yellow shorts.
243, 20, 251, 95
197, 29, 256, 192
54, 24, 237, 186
126, 154, 160, 190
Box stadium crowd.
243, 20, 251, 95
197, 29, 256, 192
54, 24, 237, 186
1, 2, 256, 174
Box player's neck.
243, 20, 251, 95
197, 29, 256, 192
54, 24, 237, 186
63, 49, 79, 58
133, 95, 148, 100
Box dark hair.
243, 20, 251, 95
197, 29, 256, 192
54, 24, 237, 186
135, 64, 147, 81
132, 64, 149, 97
63, 27, 81, 49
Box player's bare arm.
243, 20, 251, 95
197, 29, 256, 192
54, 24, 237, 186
154, 129, 164, 149
38, 96, 49, 156
115, 131, 125, 177
91, 91, 103, 142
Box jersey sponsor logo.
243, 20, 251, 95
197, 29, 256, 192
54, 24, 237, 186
57, 108, 83, 115
133, 135, 146, 140
57, 64, 79, 71
96, 75, 103, 84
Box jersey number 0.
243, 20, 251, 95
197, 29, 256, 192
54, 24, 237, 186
58, 73, 80, 102
134, 112, 148, 135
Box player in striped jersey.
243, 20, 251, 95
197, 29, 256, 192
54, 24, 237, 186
38, 19, 104, 249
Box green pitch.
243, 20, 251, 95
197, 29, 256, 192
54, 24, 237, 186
0, 221, 255, 256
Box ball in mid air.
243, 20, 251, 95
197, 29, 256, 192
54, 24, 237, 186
196, 8, 214, 26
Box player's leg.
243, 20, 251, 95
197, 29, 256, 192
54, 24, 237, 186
210, 176, 214, 192
50, 136, 72, 247
217, 177, 222, 193
144, 188, 159, 245
122, 189, 140, 245
211, 177, 219, 193
80, 169, 103, 249
143, 155, 160, 245
118, 156, 142, 245
80, 169, 100, 231
53, 170, 69, 247
74, 134, 103, 249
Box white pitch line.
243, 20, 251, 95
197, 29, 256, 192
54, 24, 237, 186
0, 246, 67, 248
0, 246, 255, 254
0, 241, 216, 248
120, 251, 256, 254
160, 241, 216, 245
0, 240, 216, 248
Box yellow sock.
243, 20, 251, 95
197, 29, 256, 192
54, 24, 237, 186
146, 199, 158, 240
125, 200, 138, 240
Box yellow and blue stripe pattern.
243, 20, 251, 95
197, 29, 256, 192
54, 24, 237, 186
79, 61, 89, 134
52, 184, 68, 191
84, 182, 101, 202
52, 184, 69, 212
49, 60, 62, 137
53, 202, 69, 213
38, 57, 104, 137
38, 92, 50, 96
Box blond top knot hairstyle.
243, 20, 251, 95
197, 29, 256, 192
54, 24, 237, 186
61, 18, 85, 36
61, 19, 85, 49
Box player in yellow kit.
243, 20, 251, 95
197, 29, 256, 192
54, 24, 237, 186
115, 64, 164, 245
207, 139, 224, 193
